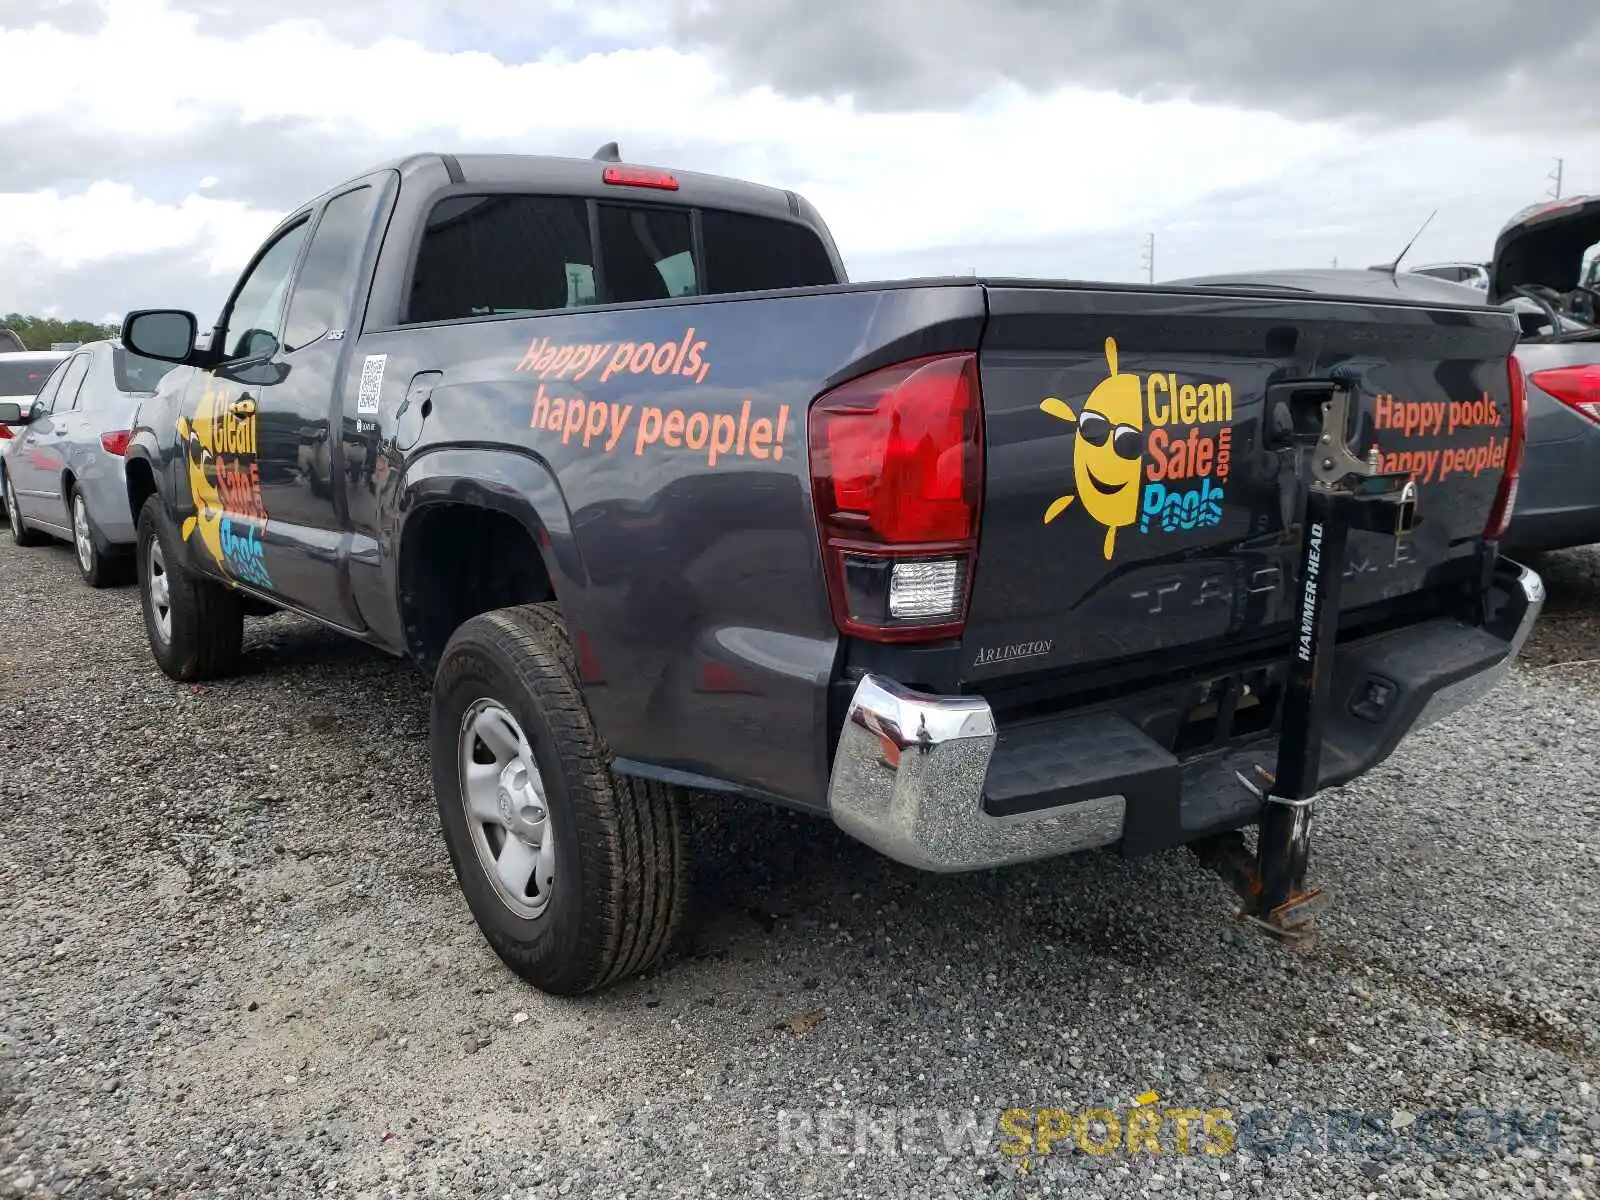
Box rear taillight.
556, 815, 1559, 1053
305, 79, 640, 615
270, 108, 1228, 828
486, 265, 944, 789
0, 425, 11, 440
100, 429, 131, 456
1484, 355, 1528, 539
1530, 363, 1600, 424
808, 352, 983, 642
602, 165, 678, 191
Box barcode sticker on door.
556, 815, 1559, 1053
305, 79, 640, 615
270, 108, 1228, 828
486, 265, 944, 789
356, 354, 387, 414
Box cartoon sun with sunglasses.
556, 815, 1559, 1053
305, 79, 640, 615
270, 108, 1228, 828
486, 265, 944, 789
175, 383, 226, 569
1040, 336, 1145, 560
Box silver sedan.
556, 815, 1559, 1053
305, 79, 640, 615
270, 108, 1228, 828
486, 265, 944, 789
0, 350, 72, 511
0, 339, 178, 586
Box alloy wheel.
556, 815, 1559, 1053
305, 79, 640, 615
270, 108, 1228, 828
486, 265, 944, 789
458, 698, 557, 919
147, 535, 173, 644
73, 493, 93, 571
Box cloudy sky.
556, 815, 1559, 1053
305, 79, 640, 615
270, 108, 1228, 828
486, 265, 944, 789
2, 0, 1598, 324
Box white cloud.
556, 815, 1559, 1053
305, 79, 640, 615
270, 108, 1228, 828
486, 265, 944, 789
0, 182, 276, 273
1, 0, 1597, 319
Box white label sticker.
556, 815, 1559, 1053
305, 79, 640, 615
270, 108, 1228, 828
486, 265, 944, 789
356, 353, 387, 414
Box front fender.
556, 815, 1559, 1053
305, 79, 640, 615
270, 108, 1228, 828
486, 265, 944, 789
121, 441, 165, 522
124, 365, 199, 539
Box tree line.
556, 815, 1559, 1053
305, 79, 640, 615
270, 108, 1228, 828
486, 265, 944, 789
2, 313, 120, 350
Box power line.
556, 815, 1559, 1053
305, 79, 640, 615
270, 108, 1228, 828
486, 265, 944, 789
1548, 157, 1564, 200
1141, 232, 1155, 283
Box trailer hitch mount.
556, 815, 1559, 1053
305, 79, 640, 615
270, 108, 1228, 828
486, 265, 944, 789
1195, 381, 1418, 943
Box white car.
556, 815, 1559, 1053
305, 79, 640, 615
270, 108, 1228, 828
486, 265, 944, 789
0, 351, 72, 516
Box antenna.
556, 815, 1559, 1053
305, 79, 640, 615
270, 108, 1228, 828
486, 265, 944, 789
1548, 157, 1564, 200
592, 142, 621, 163
1378, 209, 1438, 279
1141, 232, 1155, 283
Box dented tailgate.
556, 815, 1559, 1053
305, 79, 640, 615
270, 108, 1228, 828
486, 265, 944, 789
959, 280, 1519, 685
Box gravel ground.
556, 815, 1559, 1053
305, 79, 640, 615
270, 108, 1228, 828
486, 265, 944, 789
1, 533, 1597, 1200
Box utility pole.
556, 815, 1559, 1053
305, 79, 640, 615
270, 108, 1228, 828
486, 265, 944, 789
1330, 257, 1338, 269
1548, 157, 1564, 200
1141, 232, 1155, 283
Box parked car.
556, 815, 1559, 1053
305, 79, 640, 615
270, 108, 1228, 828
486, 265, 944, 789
1411, 261, 1491, 291
0, 350, 71, 519
1488, 194, 1600, 555
114, 149, 1539, 995
0, 328, 25, 353
0, 338, 178, 585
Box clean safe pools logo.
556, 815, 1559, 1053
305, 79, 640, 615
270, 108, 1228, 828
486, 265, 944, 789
1039, 336, 1235, 560
177, 380, 272, 588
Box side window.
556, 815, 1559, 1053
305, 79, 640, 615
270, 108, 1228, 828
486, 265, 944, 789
701, 210, 838, 294
66, 351, 98, 410
282, 186, 381, 351
28, 361, 69, 414
406, 194, 595, 324
49, 355, 90, 413
597, 204, 696, 303
218, 218, 311, 361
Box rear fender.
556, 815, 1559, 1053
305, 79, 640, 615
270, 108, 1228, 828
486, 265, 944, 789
383, 446, 592, 670
395, 445, 584, 593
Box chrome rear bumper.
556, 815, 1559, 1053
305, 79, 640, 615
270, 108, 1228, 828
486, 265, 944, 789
825, 674, 1123, 873
825, 560, 1545, 873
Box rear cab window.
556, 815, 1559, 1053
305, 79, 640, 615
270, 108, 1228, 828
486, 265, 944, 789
403, 191, 838, 324
408, 195, 596, 323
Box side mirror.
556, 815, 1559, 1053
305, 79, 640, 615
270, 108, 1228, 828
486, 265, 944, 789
235, 328, 280, 362
122, 309, 199, 364
0, 401, 32, 425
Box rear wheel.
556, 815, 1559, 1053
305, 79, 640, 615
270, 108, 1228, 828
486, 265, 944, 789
136, 494, 244, 680
4, 471, 45, 546
71, 487, 127, 588
431, 603, 688, 995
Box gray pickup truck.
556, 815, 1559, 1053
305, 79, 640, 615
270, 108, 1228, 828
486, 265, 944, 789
85, 147, 1542, 994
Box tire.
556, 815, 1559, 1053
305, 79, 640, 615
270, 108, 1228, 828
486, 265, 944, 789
4, 470, 46, 547
431, 602, 687, 995
135, 494, 244, 681
70, 486, 128, 588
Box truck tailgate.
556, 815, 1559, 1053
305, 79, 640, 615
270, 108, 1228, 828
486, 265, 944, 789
962, 282, 1520, 686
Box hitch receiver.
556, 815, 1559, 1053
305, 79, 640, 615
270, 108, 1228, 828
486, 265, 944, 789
1195, 382, 1418, 943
